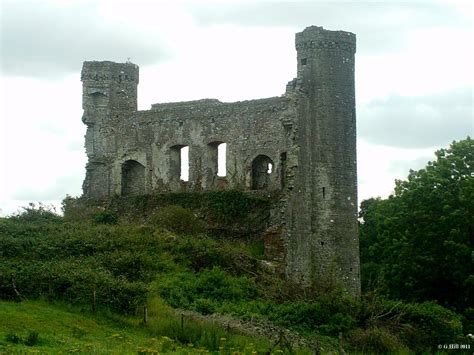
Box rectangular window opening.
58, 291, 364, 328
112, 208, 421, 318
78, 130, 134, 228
180, 146, 189, 181
217, 143, 227, 177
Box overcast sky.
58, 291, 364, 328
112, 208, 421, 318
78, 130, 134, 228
0, 0, 473, 216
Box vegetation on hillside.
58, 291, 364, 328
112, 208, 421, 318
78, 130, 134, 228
360, 137, 474, 333
1, 138, 473, 353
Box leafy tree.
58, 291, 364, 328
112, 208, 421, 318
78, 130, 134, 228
360, 138, 473, 313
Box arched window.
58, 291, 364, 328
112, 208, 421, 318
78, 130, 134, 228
121, 160, 145, 196
208, 142, 227, 178
170, 145, 189, 182
88, 91, 107, 107
251, 155, 274, 190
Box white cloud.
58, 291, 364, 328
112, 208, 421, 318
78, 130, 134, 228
358, 88, 473, 148
1, 0, 171, 78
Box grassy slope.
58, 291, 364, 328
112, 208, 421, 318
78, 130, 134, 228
0, 197, 467, 353
0, 299, 281, 354
0, 300, 163, 353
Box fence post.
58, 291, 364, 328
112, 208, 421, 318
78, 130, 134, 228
92, 289, 96, 313
143, 303, 148, 325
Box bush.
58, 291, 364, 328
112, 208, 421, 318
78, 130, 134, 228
157, 267, 258, 310
10, 202, 62, 224
25, 331, 39, 346
149, 205, 204, 235
400, 301, 463, 351
270, 300, 357, 335
91, 210, 118, 225
205, 190, 271, 230
347, 327, 407, 353
354, 295, 464, 352
193, 298, 216, 315
5, 333, 21, 344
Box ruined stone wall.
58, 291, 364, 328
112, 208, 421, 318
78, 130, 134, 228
80, 26, 360, 296
87, 96, 295, 195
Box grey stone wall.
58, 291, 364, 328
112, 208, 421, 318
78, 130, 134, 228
80, 26, 360, 296
288, 26, 360, 295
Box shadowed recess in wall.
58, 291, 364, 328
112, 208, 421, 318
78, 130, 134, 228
122, 160, 145, 196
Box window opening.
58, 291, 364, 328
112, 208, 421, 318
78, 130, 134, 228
180, 146, 189, 181
121, 160, 145, 196
251, 155, 274, 190
217, 143, 227, 177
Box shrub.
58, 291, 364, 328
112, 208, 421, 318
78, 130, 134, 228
347, 327, 406, 353
400, 301, 463, 350
91, 210, 118, 225
5, 333, 21, 344
193, 298, 216, 315
269, 301, 357, 335
205, 190, 271, 227
10, 202, 62, 224
25, 331, 39, 346
157, 267, 258, 310
168, 236, 230, 271
149, 205, 205, 235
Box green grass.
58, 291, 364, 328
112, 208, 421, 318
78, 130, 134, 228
0, 299, 300, 354
0, 300, 159, 353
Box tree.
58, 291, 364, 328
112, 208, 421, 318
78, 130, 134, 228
360, 138, 473, 313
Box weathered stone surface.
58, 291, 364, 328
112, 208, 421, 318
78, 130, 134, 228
81, 26, 360, 295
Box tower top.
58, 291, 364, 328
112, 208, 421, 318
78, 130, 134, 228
295, 26, 356, 53
81, 61, 139, 84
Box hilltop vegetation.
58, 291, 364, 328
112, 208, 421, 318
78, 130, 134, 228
1, 138, 473, 353
360, 137, 474, 333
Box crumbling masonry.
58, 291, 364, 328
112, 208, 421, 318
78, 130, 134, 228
81, 26, 360, 295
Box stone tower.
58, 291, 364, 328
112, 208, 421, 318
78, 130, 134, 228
81, 61, 139, 198
284, 26, 359, 294
80, 26, 360, 295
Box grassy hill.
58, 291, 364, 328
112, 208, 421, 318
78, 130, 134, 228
0, 299, 283, 353
0, 191, 470, 353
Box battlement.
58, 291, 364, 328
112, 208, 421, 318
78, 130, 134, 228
81, 61, 139, 83
295, 26, 356, 53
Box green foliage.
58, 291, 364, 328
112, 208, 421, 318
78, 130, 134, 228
247, 239, 265, 259
352, 294, 463, 353
0, 221, 165, 313
400, 301, 463, 350
149, 205, 204, 235
2, 176, 469, 353
359, 138, 473, 316
206, 190, 263, 222
0, 299, 278, 353
5, 333, 21, 344
4, 331, 40, 347
205, 190, 272, 237
64, 190, 272, 238
24, 331, 39, 346
156, 267, 258, 313
346, 327, 406, 353
9, 202, 62, 224
144, 297, 276, 352
91, 210, 118, 225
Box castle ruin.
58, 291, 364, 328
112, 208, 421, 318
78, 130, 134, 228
81, 26, 360, 295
